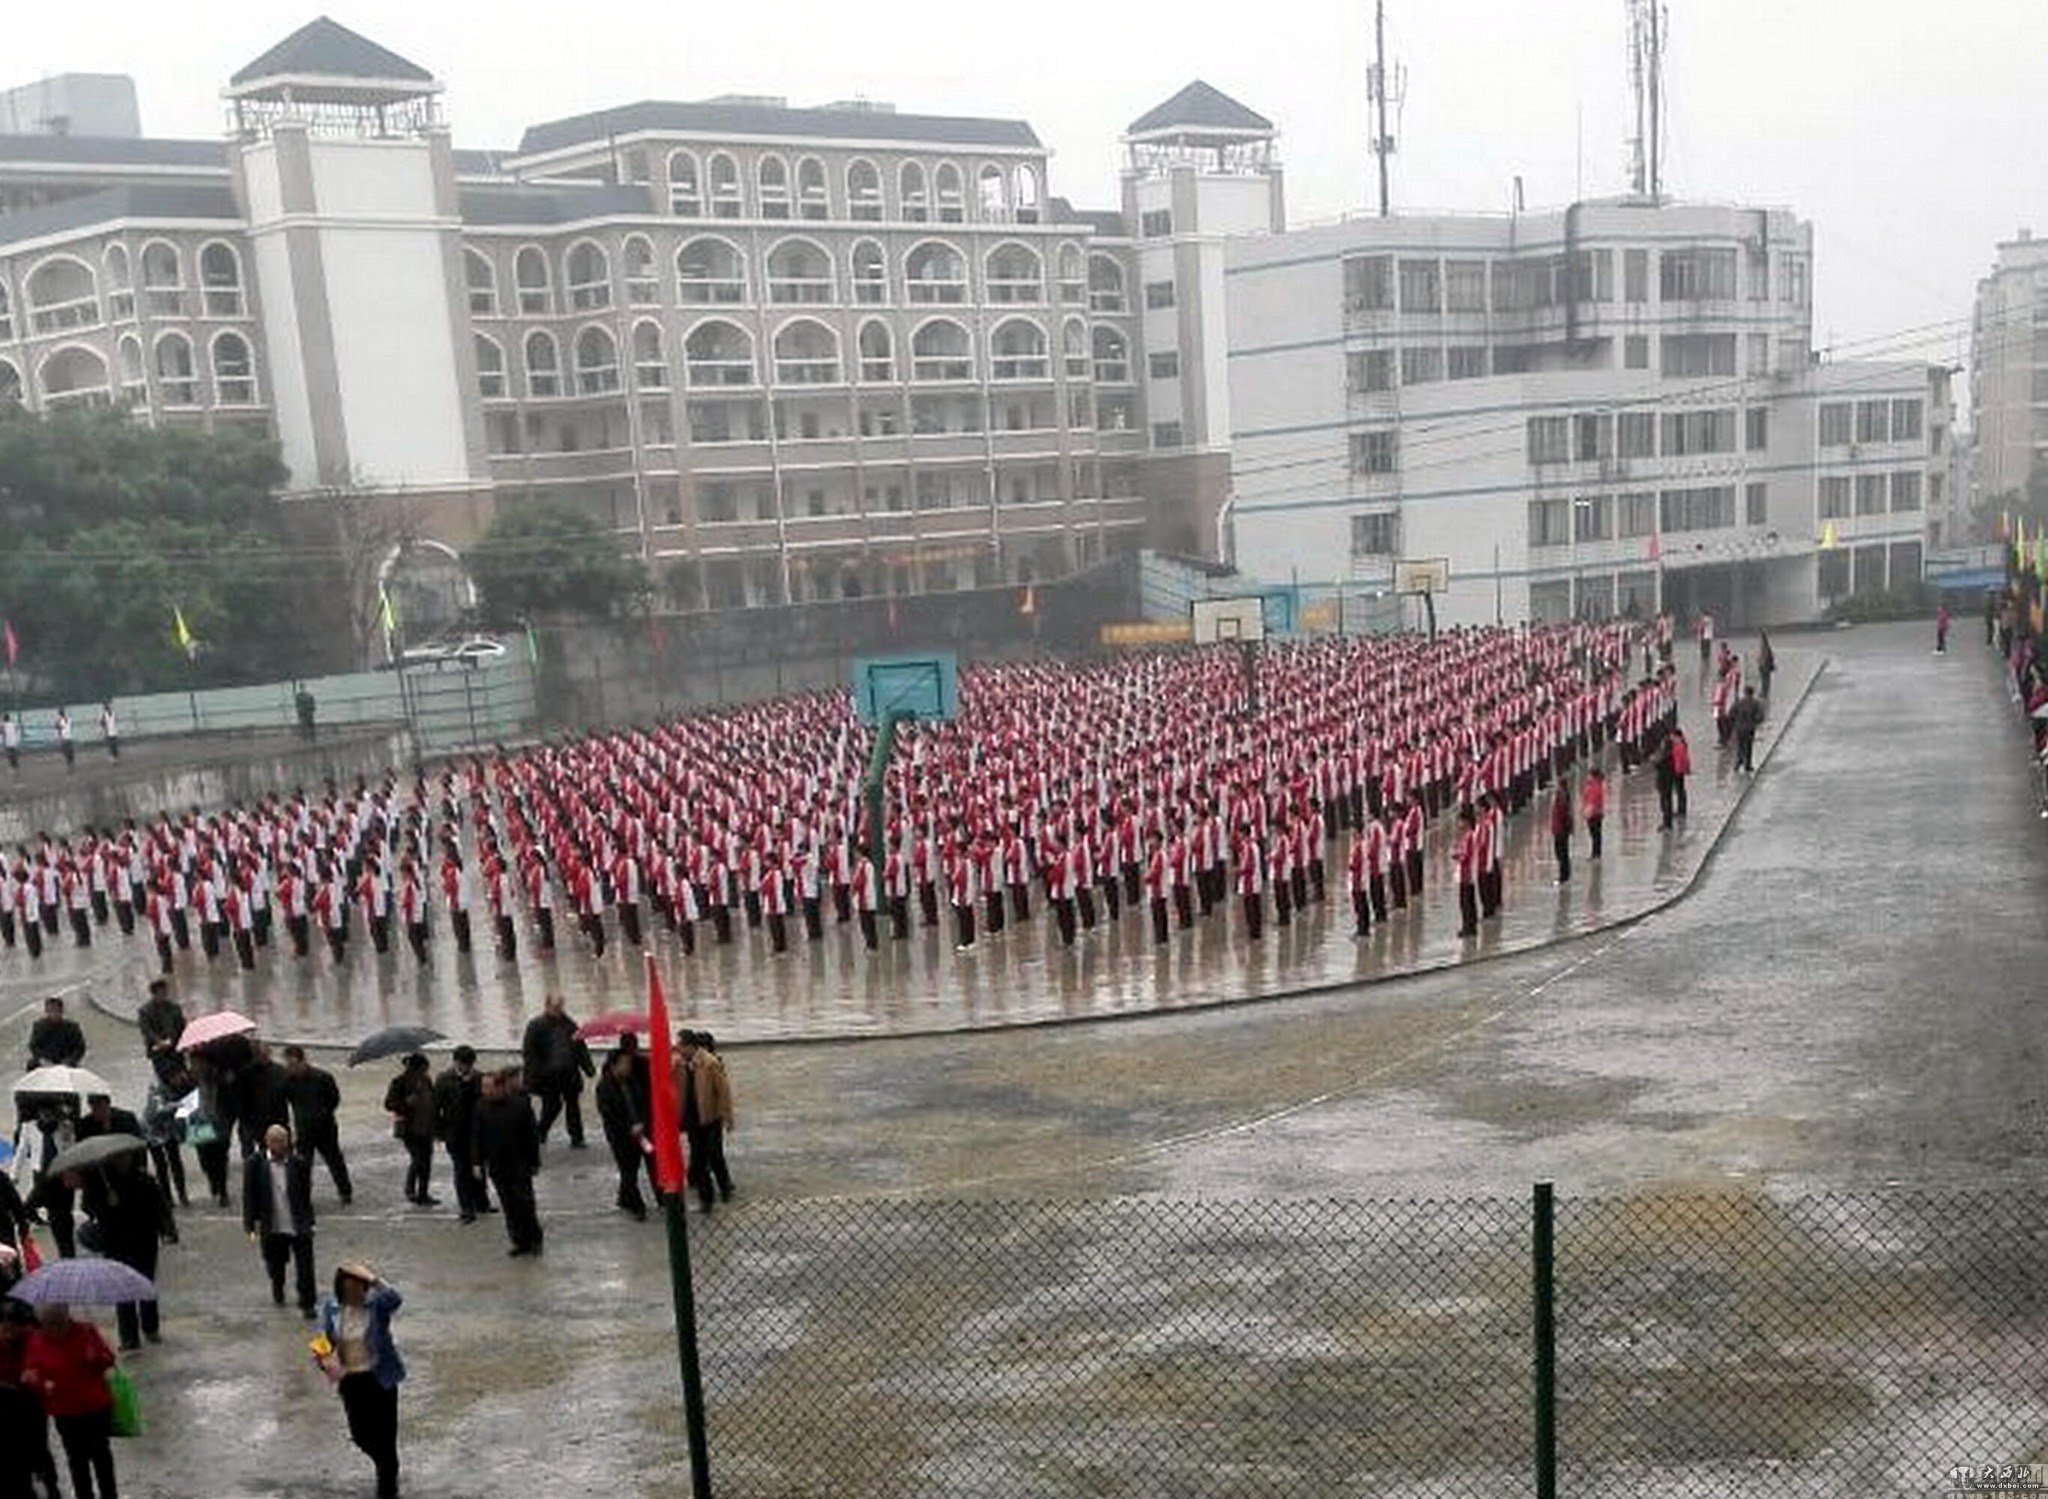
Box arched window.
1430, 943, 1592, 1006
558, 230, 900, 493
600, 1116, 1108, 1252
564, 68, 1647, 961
104, 245, 135, 321
0, 281, 12, 341
899, 161, 929, 223
622, 235, 658, 305
38, 344, 110, 406
154, 332, 197, 405
756, 155, 790, 219
1088, 253, 1127, 313
140, 242, 183, 316
566, 241, 611, 310
524, 329, 561, 397
200, 243, 245, 316
677, 238, 746, 304
475, 334, 507, 399
668, 150, 703, 217
765, 238, 832, 304
795, 157, 829, 220
211, 330, 257, 404
904, 241, 967, 304
911, 319, 973, 381
1062, 317, 1090, 379
116, 336, 145, 399
574, 325, 619, 394
934, 163, 964, 223
632, 321, 667, 389
27, 257, 100, 334
515, 247, 552, 315
683, 320, 754, 387
0, 359, 20, 408
851, 241, 888, 305
857, 320, 894, 382
708, 153, 741, 218
847, 160, 882, 222
1013, 164, 1042, 224
1092, 325, 1130, 383
1057, 244, 1085, 304
986, 243, 1043, 304
772, 318, 840, 385
465, 249, 498, 316
977, 164, 1009, 223
991, 319, 1048, 380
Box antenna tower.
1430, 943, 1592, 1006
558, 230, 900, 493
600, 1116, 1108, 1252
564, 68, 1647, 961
1368, 0, 1407, 216
1626, 0, 1667, 200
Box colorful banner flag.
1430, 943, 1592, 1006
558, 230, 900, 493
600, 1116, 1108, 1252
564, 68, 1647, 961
645, 954, 686, 1196
1819, 522, 1839, 550
1, 619, 16, 668
172, 605, 196, 658
1645, 532, 1661, 562
1018, 584, 1036, 617
377, 584, 398, 636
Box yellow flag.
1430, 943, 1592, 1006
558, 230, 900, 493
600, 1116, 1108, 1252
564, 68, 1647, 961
378, 584, 398, 635
172, 604, 194, 654
1819, 521, 1839, 550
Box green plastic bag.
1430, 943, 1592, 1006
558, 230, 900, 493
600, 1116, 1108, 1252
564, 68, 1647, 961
108, 1364, 142, 1438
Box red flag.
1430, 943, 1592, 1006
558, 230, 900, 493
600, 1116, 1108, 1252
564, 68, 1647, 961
1644, 533, 1661, 562
645, 954, 686, 1195
2, 619, 16, 667
1019, 585, 1036, 617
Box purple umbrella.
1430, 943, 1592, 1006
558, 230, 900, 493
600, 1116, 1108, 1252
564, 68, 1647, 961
7, 1257, 157, 1306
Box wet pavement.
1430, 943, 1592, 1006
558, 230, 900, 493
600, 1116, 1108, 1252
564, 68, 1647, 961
6, 621, 2044, 1498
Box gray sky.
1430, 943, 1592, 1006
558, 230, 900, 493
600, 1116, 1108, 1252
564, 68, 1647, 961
13, 1, 2042, 388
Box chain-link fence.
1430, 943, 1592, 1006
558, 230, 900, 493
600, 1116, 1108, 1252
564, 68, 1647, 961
677, 1189, 2048, 1499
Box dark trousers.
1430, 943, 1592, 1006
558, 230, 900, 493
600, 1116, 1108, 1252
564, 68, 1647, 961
952, 903, 975, 949
450, 909, 473, 954
535, 908, 555, 950
1173, 885, 1194, 930
496, 914, 517, 960
298, 1120, 353, 1201
889, 897, 909, 940
491, 1168, 542, 1251
1076, 887, 1097, 929
405, 920, 428, 963
195, 1140, 230, 1205
286, 914, 310, 957
53, 1408, 115, 1499
369, 915, 390, 954
447, 1142, 492, 1219
401, 1134, 434, 1201
1150, 895, 1170, 945
233, 928, 255, 970
687, 1124, 733, 1209
984, 891, 1005, 936
1369, 873, 1388, 923
149, 1140, 188, 1207
1588, 816, 1604, 859
3, 1384, 60, 1499
339, 1372, 400, 1497
535, 1086, 585, 1147
917, 883, 938, 927
618, 902, 642, 947
1554, 831, 1571, 884
262, 1230, 317, 1311
767, 911, 788, 952
608, 1139, 649, 1216
1735, 730, 1756, 773
857, 908, 878, 950
1352, 888, 1372, 937
1458, 881, 1480, 936
1656, 774, 1675, 829
71, 909, 91, 948
112, 1240, 159, 1347
1054, 896, 1076, 947
1480, 867, 1502, 918
802, 898, 823, 941
1242, 892, 1263, 940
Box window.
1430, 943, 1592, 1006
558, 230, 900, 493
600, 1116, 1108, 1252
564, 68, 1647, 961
566, 242, 611, 310
1660, 409, 1736, 456
1092, 326, 1130, 383
1569, 249, 1614, 302
773, 319, 840, 384
211, 331, 256, 404
154, 333, 197, 406
104, 246, 134, 321
1148, 351, 1180, 380
633, 322, 667, 389
990, 319, 1048, 380
1856, 400, 1890, 444
0, 283, 14, 341
1448, 345, 1487, 380
1144, 280, 1175, 310
677, 238, 746, 304
1745, 407, 1769, 452
1891, 399, 1923, 442
684, 321, 754, 386
1574, 495, 1613, 542
1013, 164, 1041, 224
911, 319, 973, 381
1658, 485, 1736, 533
1625, 335, 1649, 370
1351, 512, 1399, 557
1855, 473, 1887, 515
1351, 429, 1397, 474
465, 250, 498, 316
623, 236, 658, 305
757, 156, 791, 219
906, 242, 968, 304
26, 257, 99, 333
515, 247, 551, 314
1529, 498, 1570, 546
1783, 253, 1810, 308
37, 345, 109, 406
1445, 261, 1486, 313
1343, 255, 1392, 312
475, 335, 506, 398
1140, 209, 1172, 238
977, 163, 1009, 222
935, 163, 965, 223
1401, 346, 1442, 385
1618, 411, 1656, 458
1057, 245, 1086, 305
899, 162, 929, 222
1062, 319, 1089, 380
858, 321, 895, 383
1658, 246, 1737, 301
1748, 244, 1770, 302
1152, 421, 1183, 448
1661, 334, 1736, 377
1819, 476, 1852, 519
1527, 415, 1571, 465
766, 239, 833, 304
1089, 254, 1126, 312
1618, 492, 1657, 538
709, 154, 742, 218
986, 243, 1043, 303
1624, 249, 1648, 304
1746, 334, 1771, 376
669, 151, 702, 217
574, 326, 619, 394
141, 242, 182, 316
525, 330, 561, 397
200, 243, 244, 316
796, 157, 828, 220
1398, 259, 1442, 313
1819, 403, 1852, 447
848, 241, 888, 306
1891, 471, 1922, 512
847, 161, 882, 222
1569, 414, 1609, 462
1745, 482, 1767, 525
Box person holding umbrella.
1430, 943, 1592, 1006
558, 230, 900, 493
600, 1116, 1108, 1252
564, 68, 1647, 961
20, 1300, 120, 1499
316, 1261, 405, 1499
242, 1124, 317, 1317
74, 1148, 172, 1351
382, 1056, 438, 1208
15, 1097, 78, 1259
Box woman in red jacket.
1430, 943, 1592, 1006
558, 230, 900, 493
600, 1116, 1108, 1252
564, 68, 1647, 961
1582, 767, 1609, 860
1549, 776, 1575, 885
21, 1303, 119, 1499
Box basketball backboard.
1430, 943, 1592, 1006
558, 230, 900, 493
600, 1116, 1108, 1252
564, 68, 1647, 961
1191, 596, 1268, 644
1394, 558, 1451, 595
852, 652, 959, 727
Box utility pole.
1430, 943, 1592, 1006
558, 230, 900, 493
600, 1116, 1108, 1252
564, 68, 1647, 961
1369, 0, 1402, 217
1647, 0, 1662, 201
1627, 0, 1667, 200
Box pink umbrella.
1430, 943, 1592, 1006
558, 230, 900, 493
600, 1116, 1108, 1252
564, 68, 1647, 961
576, 1010, 649, 1041
177, 1011, 257, 1050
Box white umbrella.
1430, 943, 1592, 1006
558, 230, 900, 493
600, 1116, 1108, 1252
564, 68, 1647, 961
2029, 701, 2048, 721
10, 1065, 114, 1101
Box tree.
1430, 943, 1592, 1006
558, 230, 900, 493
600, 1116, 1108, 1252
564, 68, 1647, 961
466, 503, 647, 625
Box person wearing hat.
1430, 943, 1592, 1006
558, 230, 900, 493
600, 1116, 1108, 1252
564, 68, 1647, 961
317, 1262, 406, 1499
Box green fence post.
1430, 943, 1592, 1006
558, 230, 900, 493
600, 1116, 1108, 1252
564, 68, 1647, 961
1533, 1180, 1557, 1499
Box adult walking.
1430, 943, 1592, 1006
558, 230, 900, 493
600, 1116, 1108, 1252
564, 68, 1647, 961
520, 995, 593, 1150
243, 1124, 317, 1318
475, 1068, 542, 1257
78, 1153, 173, 1352
679, 1031, 736, 1215
1756, 629, 1776, 699
282, 1047, 352, 1205
26, 998, 85, 1070
382, 1055, 438, 1208
317, 1262, 405, 1499
20, 1303, 118, 1499
594, 1046, 650, 1222
1550, 776, 1575, 886
1730, 686, 1765, 774
0, 1300, 64, 1499
1583, 767, 1608, 861
432, 1047, 493, 1224
135, 981, 186, 1087
1935, 602, 1952, 655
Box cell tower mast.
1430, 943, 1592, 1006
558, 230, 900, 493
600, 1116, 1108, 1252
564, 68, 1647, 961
1368, 0, 1405, 216
1626, 0, 1667, 200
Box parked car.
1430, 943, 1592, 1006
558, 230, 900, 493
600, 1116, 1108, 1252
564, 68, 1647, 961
396, 635, 507, 668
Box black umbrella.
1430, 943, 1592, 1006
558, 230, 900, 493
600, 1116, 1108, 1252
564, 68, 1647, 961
348, 1026, 447, 1067
45, 1133, 149, 1176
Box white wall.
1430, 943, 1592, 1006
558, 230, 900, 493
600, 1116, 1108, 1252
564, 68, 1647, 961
249, 230, 316, 487
308, 139, 439, 219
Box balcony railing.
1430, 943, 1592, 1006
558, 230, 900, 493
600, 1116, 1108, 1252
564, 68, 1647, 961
912, 357, 973, 381
575, 366, 621, 395
774, 358, 841, 385
29, 297, 101, 334
852, 279, 889, 305
568, 282, 611, 311
987, 279, 1043, 304
685, 358, 755, 387
992, 356, 1050, 381
907, 280, 967, 305
1094, 360, 1130, 384
859, 358, 895, 382
143, 288, 185, 317
203, 287, 245, 317
768, 277, 833, 305
678, 277, 746, 305
1089, 290, 1126, 313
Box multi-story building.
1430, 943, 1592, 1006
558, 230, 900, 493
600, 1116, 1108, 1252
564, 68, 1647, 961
1809, 361, 1954, 602
1970, 230, 2048, 509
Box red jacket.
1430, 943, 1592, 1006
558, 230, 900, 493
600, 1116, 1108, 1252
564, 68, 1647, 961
22, 1320, 116, 1418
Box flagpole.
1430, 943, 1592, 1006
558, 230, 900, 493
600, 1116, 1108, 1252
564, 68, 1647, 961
645, 954, 714, 1499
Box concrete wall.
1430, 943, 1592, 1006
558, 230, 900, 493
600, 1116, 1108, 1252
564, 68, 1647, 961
0, 728, 412, 845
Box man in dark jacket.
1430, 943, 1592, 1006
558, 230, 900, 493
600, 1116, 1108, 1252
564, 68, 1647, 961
281, 1046, 352, 1205
432, 1047, 493, 1223
475, 1068, 542, 1257
1730, 686, 1765, 774
75, 1092, 144, 1147
25, 997, 85, 1069
593, 1046, 649, 1221
135, 980, 187, 1085
233, 1046, 293, 1156
81, 1153, 174, 1350
520, 995, 593, 1149
242, 1123, 317, 1315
